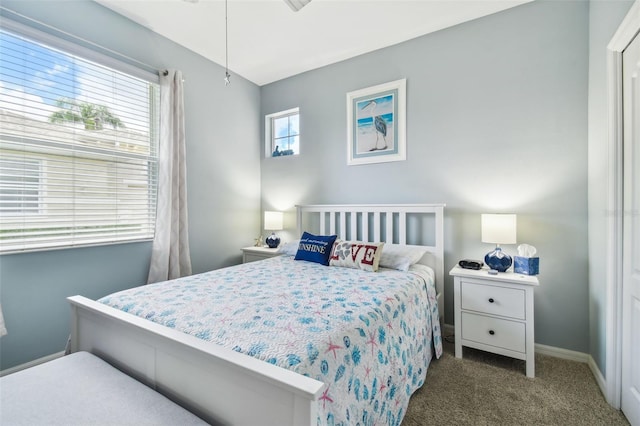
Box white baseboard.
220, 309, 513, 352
534, 343, 590, 363
587, 355, 607, 398
0, 351, 65, 377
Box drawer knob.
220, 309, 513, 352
488, 298, 495, 303
489, 330, 495, 335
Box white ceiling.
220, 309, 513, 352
95, 0, 531, 86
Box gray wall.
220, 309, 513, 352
261, 0, 591, 352
0, 0, 261, 370
587, 0, 634, 375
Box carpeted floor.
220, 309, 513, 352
403, 340, 629, 425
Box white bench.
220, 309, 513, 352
0, 351, 209, 426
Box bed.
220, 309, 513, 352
68, 204, 445, 426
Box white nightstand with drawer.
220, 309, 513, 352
450, 265, 539, 377
241, 246, 281, 263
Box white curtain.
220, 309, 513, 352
147, 70, 192, 283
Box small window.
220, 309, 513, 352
265, 108, 299, 157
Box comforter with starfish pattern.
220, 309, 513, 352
99, 255, 442, 426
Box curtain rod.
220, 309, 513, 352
0, 5, 162, 76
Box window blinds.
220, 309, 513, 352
0, 25, 160, 254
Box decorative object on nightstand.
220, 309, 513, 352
264, 211, 283, 248
481, 213, 517, 272
241, 246, 282, 263
514, 244, 540, 275
450, 264, 539, 377
458, 259, 484, 270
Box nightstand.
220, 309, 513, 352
449, 265, 539, 378
241, 246, 282, 263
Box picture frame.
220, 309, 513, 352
346, 78, 406, 166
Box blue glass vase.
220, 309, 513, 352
265, 233, 280, 248
484, 247, 512, 272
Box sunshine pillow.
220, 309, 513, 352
294, 232, 337, 265
329, 240, 385, 272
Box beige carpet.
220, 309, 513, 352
403, 341, 629, 425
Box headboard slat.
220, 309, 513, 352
319, 213, 326, 235
339, 212, 347, 239
362, 212, 369, 242
399, 212, 407, 245
385, 213, 393, 243
349, 212, 357, 240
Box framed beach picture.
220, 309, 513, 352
346, 78, 406, 166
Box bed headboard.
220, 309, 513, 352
295, 204, 445, 321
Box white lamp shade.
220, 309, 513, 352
481, 214, 517, 244
264, 211, 283, 231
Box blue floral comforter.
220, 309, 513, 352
99, 255, 442, 426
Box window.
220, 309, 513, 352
0, 22, 160, 254
265, 107, 299, 157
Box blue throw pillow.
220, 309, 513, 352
294, 232, 337, 265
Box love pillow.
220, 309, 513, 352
329, 240, 385, 272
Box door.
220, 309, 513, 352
622, 30, 640, 426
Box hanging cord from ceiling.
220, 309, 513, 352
224, 0, 231, 86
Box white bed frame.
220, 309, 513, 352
68, 203, 445, 426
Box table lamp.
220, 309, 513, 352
481, 213, 517, 272
264, 211, 283, 248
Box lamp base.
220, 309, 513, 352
484, 247, 512, 272
265, 232, 280, 248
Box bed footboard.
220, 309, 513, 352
68, 296, 324, 426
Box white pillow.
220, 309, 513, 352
277, 240, 300, 256
379, 244, 428, 271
